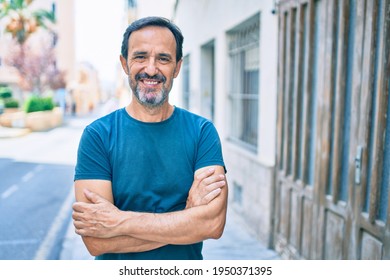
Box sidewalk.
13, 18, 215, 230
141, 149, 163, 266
60, 207, 281, 260
0, 125, 30, 138
202, 209, 280, 260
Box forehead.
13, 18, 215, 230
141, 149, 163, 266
128, 26, 176, 54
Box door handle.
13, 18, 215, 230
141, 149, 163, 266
355, 146, 363, 185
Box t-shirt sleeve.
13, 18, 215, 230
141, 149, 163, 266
195, 121, 226, 173
74, 126, 112, 181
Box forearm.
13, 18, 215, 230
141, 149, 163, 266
82, 235, 166, 256
117, 196, 227, 244
73, 166, 228, 246
116, 167, 228, 244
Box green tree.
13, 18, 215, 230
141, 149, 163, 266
0, 0, 56, 44
0, 0, 58, 96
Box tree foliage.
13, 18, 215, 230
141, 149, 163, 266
4, 37, 63, 93
0, 0, 55, 44
0, 0, 63, 95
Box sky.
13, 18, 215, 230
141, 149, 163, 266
74, 0, 125, 88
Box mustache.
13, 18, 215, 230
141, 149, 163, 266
135, 73, 166, 83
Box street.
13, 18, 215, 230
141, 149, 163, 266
0, 113, 98, 260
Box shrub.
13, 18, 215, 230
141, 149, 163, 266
0, 87, 12, 99
4, 98, 19, 108
41, 97, 55, 111
24, 96, 54, 113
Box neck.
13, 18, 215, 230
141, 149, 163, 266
126, 101, 174, 122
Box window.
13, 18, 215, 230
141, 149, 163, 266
182, 55, 190, 110
201, 40, 215, 121
227, 14, 260, 151
51, 3, 56, 20
128, 0, 137, 8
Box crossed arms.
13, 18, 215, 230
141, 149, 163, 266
72, 165, 228, 256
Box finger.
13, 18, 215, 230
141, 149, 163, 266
195, 167, 215, 181
83, 189, 106, 204
74, 219, 98, 234
75, 226, 106, 238
72, 202, 97, 216
74, 219, 95, 228
75, 228, 90, 237
72, 211, 80, 221
202, 174, 225, 186
204, 180, 226, 193
202, 188, 222, 204
72, 210, 88, 222
74, 228, 82, 236
73, 220, 86, 230
72, 202, 87, 213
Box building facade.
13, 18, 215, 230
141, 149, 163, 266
173, 0, 279, 246
274, 0, 390, 260
173, 0, 390, 260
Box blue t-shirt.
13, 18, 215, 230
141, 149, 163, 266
74, 107, 225, 260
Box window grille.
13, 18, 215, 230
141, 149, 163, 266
227, 14, 260, 151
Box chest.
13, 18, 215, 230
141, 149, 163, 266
109, 125, 197, 212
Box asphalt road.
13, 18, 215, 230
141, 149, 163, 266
0, 113, 98, 260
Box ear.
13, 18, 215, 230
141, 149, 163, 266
173, 59, 183, 78
120, 55, 129, 75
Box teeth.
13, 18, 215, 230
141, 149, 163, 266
144, 80, 158, 85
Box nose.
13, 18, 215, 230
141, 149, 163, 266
144, 57, 158, 76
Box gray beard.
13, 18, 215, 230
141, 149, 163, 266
130, 79, 169, 109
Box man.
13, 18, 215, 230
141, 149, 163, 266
72, 16, 228, 260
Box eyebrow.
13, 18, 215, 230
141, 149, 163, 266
158, 53, 173, 59
132, 51, 147, 56
131, 51, 173, 59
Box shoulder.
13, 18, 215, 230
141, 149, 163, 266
85, 108, 124, 135
174, 107, 220, 144
175, 107, 213, 128
79, 109, 126, 149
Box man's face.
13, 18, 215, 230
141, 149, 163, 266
120, 26, 182, 108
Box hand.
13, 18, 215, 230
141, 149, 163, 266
186, 167, 226, 209
72, 189, 124, 238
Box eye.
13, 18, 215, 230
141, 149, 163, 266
134, 55, 146, 60
132, 53, 147, 62
158, 56, 171, 64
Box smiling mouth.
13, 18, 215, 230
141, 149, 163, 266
141, 79, 161, 86
135, 73, 166, 87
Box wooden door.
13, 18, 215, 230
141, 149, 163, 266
274, 0, 390, 259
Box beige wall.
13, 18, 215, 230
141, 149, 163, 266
174, 0, 278, 245
32, 0, 76, 83
55, 0, 76, 83
136, 0, 176, 20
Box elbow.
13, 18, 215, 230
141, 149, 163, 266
207, 217, 226, 240
203, 206, 227, 240
87, 247, 101, 257
82, 237, 104, 257
209, 224, 225, 240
